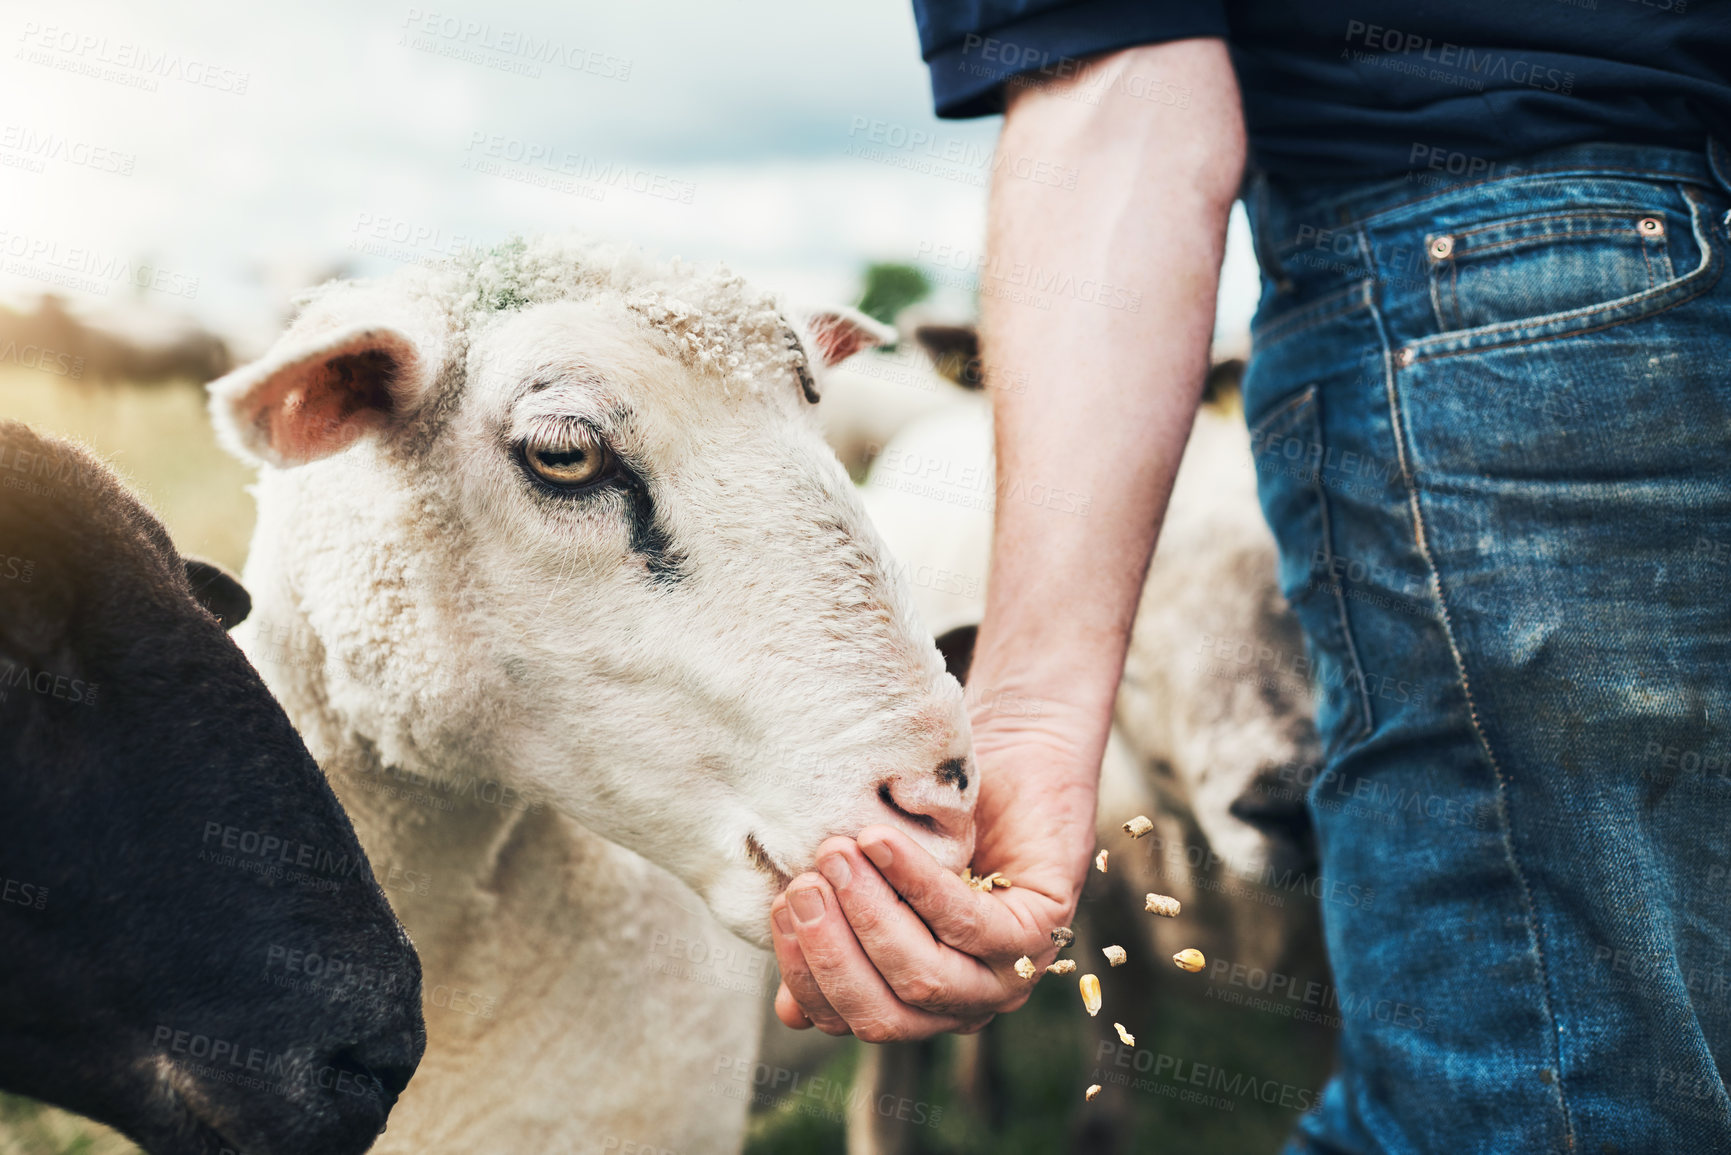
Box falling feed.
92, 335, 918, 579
1145, 892, 1181, 918
1080, 973, 1102, 1017
1173, 948, 1207, 973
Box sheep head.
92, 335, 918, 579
209, 238, 976, 945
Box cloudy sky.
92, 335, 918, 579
2, 0, 1258, 355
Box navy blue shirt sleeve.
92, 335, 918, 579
912, 0, 1228, 119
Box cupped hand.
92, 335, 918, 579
770, 718, 1103, 1042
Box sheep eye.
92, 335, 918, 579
521, 425, 617, 489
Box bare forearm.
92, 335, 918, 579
972, 40, 1245, 747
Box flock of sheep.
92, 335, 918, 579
0, 236, 1324, 1155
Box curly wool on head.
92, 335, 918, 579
296, 234, 811, 394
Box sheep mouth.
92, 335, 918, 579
179, 1113, 246, 1155
147, 1060, 254, 1155
138, 1083, 248, 1155
744, 834, 793, 890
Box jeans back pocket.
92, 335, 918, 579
1427, 210, 1673, 333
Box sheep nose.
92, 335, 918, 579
875, 762, 975, 871
330, 1021, 424, 1103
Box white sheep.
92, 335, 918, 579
208, 236, 980, 1155
817, 348, 975, 477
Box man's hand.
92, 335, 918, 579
773, 37, 1244, 1039
770, 702, 1103, 1040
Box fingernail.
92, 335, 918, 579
773, 907, 793, 936
790, 885, 827, 925
818, 853, 851, 890
861, 840, 893, 871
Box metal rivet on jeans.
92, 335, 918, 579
1429, 236, 1454, 260
1396, 347, 1416, 368
1638, 216, 1665, 237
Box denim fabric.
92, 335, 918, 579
1242, 141, 1731, 1153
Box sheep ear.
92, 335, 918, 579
183, 557, 251, 630
789, 305, 893, 404
934, 623, 978, 684
208, 325, 431, 468
801, 306, 894, 369
913, 324, 984, 390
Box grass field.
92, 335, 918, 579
0, 369, 255, 571
0, 372, 1332, 1154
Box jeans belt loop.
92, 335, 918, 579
1708, 136, 1731, 199
1247, 172, 1295, 294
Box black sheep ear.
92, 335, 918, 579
913, 324, 984, 390
934, 623, 978, 685
183, 557, 251, 630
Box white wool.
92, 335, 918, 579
294, 234, 809, 394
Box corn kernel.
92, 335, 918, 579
962, 868, 1011, 892
1103, 945, 1127, 967
1080, 973, 1102, 1016
1173, 948, 1206, 973
1122, 815, 1154, 839
1145, 893, 1182, 918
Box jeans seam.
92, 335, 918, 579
1363, 250, 1578, 1152
1247, 385, 1374, 742
1302, 382, 1376, 745
1300, 227, 1380, 747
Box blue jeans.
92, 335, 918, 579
1243, 140, 1731, 1153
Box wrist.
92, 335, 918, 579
966, 625, 1131, 726
968, 695, 1113, 814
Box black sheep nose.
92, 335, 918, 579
331, 1025, 423, 1101
936, 757, 970, 792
